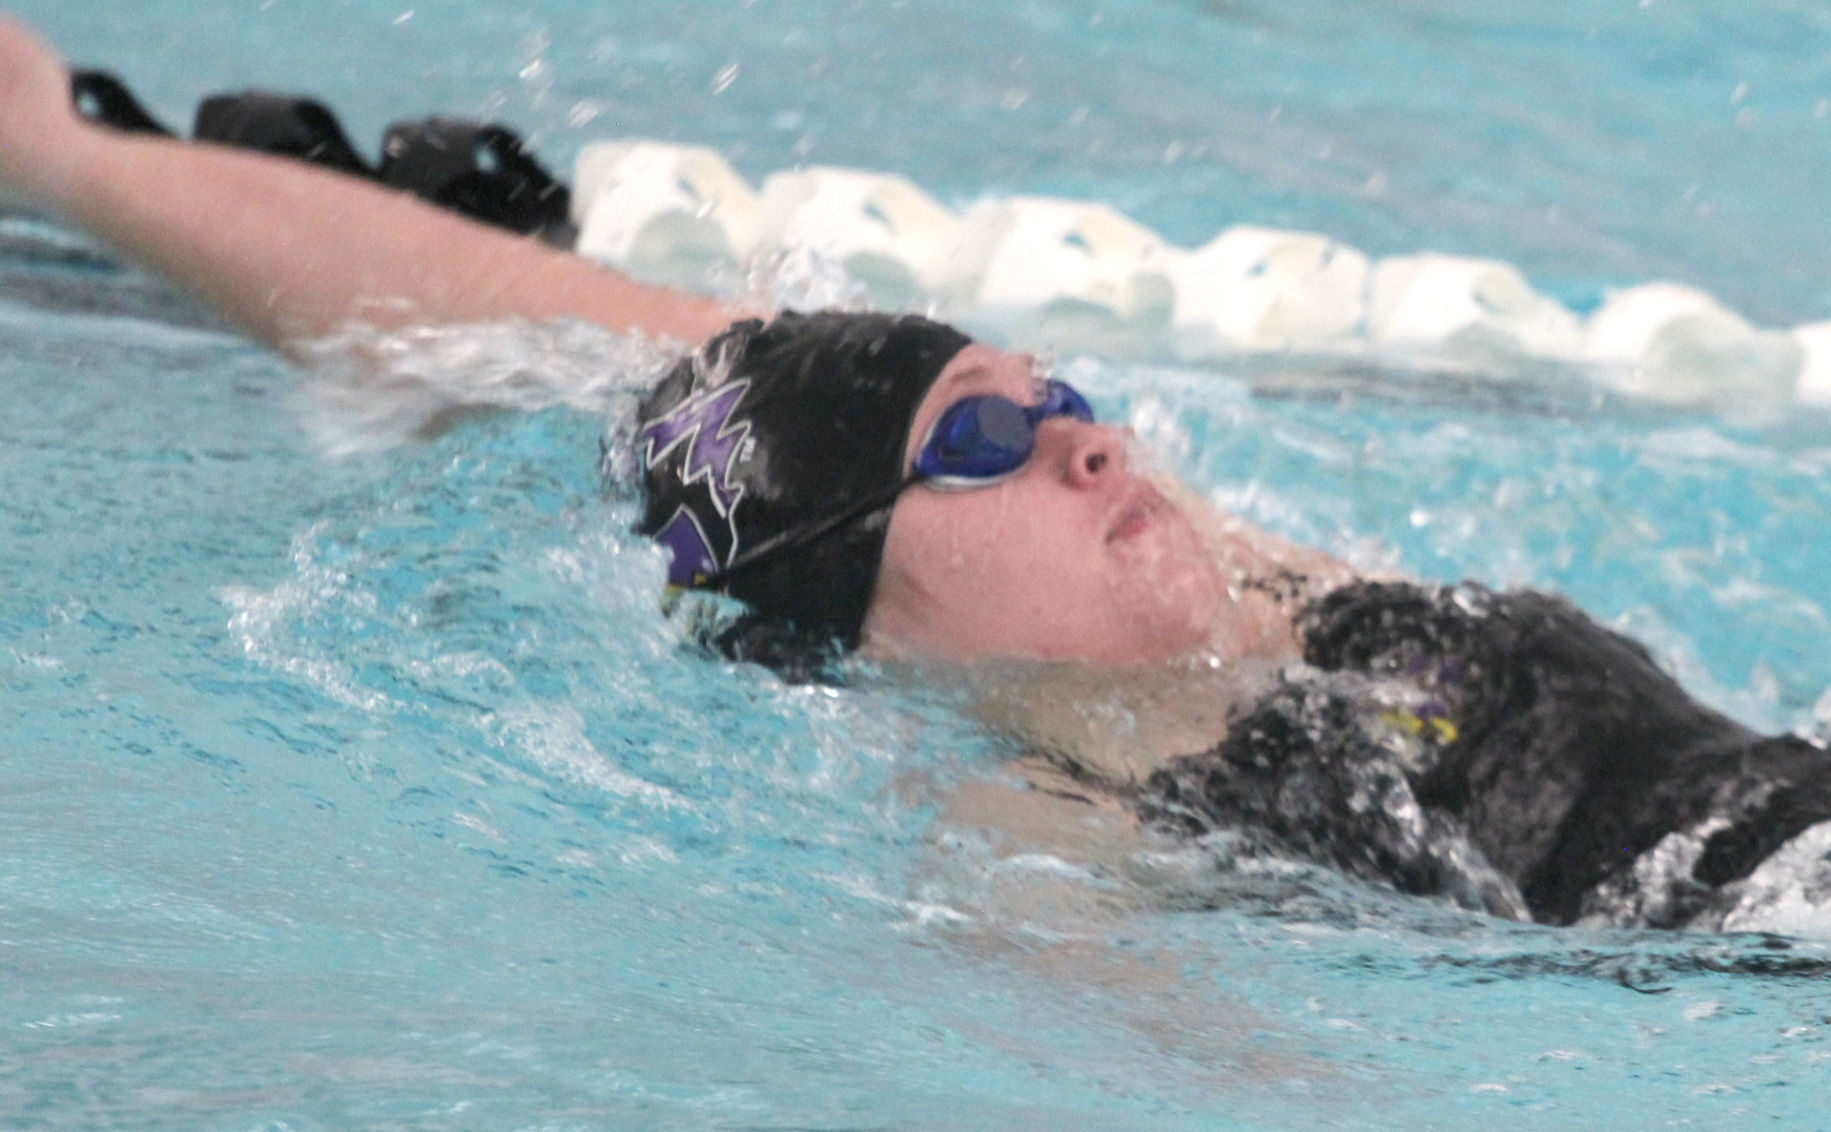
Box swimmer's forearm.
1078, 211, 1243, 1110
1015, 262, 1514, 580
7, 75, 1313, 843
55, 128, 744, 350
0, 15, 739, 346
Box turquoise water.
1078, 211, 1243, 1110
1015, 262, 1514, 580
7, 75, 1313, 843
6, 1, 1831, 1128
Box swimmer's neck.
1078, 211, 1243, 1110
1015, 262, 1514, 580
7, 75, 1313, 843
895, 651, 1293, 791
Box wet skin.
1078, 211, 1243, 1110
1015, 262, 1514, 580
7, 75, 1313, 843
863, 344, 1234, 666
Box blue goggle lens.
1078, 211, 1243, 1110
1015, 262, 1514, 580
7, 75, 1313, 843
694, 381, 1096, 587
911, 379, 1095, 485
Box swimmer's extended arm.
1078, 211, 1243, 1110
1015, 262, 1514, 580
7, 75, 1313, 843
0, 15, 742, 352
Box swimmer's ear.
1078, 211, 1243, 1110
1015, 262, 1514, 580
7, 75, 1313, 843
70, 70, 173, 137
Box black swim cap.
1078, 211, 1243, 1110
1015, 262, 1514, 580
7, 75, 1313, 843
636, 311, 973, 652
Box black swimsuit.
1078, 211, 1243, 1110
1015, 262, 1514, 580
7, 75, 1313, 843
1136, 581, 1831, 927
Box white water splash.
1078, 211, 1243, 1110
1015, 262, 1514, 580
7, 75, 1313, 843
293, 318, 679, 455
1717, 822, 1831, 938
220, 522, 397, 714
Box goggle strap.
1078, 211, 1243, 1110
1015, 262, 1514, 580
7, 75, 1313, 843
688, 381, 1092, 591
694, 472, 923, 589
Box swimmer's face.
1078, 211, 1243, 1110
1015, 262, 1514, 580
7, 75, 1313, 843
862, 344, 1227, 665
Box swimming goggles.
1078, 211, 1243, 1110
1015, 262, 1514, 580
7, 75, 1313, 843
697, 379, 1096, 586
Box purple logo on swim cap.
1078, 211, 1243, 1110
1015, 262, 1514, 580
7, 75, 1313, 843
651, 507, 718, 587
639, 378, 754, 581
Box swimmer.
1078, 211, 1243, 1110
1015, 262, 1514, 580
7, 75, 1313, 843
3, 15, 1826, 931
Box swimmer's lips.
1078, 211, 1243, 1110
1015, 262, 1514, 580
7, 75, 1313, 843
1106, 483, 1169, 543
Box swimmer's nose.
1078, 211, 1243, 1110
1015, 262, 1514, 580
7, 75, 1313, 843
1050, 420, 1126, 488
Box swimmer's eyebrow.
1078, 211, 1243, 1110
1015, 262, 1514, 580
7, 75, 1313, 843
917, 361, 1036, 437
906, 362, 1001, 459
934, 363, 1005, 398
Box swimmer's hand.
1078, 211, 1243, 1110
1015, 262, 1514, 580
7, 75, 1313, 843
0, 15, 96, 211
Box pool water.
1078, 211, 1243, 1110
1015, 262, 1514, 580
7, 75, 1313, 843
6, 0, 1831, 1128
